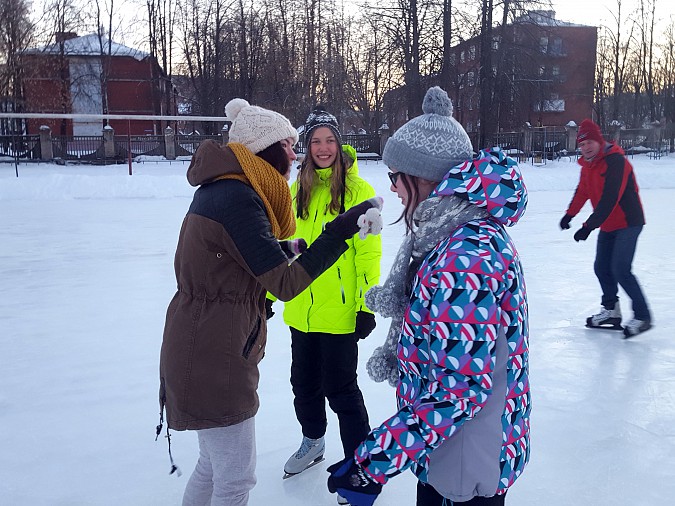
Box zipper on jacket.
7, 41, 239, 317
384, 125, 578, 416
242, 317, 262, 359
337, 267, 346, 304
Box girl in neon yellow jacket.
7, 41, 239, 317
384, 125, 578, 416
280, 107, 382, 483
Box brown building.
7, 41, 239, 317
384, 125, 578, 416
21, 33, 175, 135
384, 11, 597, 136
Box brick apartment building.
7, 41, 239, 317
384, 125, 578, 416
21, 33, 175, 136
384, 10, 597, 135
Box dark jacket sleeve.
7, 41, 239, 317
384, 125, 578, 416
584, 153, 625, 230
198, 180, 347, 301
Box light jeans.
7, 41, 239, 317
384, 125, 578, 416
182, 418, 256, 506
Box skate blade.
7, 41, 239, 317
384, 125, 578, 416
282, 456, 325, 479
586, 322, 623, 331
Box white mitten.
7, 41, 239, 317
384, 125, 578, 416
357, 206, 384, 240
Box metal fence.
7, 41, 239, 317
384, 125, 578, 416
52, 136, 104, 160
176, 135, 223, 156
0, 135, 41, 159
114, 135, 164, 158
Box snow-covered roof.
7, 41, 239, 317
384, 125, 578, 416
24, 33, 149, 61
513, 10, 593, 28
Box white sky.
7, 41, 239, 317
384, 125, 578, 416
553, 0, 674, 27
1, 153, 674, 504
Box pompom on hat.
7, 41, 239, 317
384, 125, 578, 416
304, 105, 341, 144
576, 119, 604, 145
225, 98, 299, 154
382, 86, 473, 182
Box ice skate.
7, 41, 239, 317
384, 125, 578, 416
337, 493, 350, 504
282, 436, 325, 479
586, 306, 623, 330
622, 318, 652, 338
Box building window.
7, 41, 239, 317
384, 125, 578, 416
539, 65, 546, 76
460, 51, 465, 63
459, 74, 465, 89
492, 36, 500, 50
552, 66, 560, 76
540, 37, 548, 53
551, 38, 563, 55
469, 45, 476, 60
534, 99, 565, 112
449, 53, 456, 66
468, 71, 475, 87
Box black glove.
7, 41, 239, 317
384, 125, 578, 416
327, 458, 382, 506
265, 298, 275, 320
279, 238, 307, 258
324, 197, 383, 241
559, 214, 573, 230
354, 311, 376, 340
573, 226, 592, 242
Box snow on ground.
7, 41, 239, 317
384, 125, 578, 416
1, 153, 674, 505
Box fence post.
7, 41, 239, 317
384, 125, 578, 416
565, 121, 578, 152
221, 123, 229, 144
39, 125, 53, 160
651, 120, 663, 153
608, 122, 622, 144
523, 122, 533, 157
103, 125, 115, 158
165, 126, 176, 160
378, 123, 390, 155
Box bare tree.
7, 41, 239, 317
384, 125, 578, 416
0, 0, 34, 123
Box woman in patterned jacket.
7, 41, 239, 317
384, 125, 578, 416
326, 87, 531, 506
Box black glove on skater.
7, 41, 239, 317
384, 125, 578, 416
574, 226, 592, 242
559, 214, 573, 230
354, 311, 376, 340
324, 197, 384, 241
279, 238, 307, 258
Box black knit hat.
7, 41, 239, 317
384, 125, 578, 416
304, 106, 342, 145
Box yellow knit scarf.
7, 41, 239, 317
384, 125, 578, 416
216, 143, 296, 239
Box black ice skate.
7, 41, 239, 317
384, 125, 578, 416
586, 306, 623, 330
622, 318, 652, 338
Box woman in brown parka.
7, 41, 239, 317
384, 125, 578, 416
158, 98, 382, 506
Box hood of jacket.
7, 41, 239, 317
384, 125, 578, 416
431, 147, 528, 227
187, 140, 244, 187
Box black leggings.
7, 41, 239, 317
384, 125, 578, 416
417, 482, 506, 506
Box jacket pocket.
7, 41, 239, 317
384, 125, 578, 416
242, 316, 262, 359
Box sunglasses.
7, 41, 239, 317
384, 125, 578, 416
388, 171, 403, 186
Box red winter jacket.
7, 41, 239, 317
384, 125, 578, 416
566, 142, 645, 232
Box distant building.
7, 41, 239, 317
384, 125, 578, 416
21, 33, 175, 135
384, 11, 597, 135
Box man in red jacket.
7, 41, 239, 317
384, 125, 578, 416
560, 118, 651, 338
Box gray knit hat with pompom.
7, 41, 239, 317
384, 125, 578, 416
382, 86, 473, 182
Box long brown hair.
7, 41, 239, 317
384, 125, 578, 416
393, 172, 424, 233
295, 145, 354, 220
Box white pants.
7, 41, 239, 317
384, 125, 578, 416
182, 418, 257, 506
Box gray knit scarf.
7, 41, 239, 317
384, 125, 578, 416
365, 193, 489, 387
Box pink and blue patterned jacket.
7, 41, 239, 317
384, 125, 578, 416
355, 148, 530, 502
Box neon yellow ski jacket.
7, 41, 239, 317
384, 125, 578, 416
282, 145, 382, 334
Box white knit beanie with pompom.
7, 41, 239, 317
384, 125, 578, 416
225, 98, 299, 154
382, 86, 473, 182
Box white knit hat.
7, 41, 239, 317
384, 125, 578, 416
382, 86, 473, 182
225, 98, 299, 154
